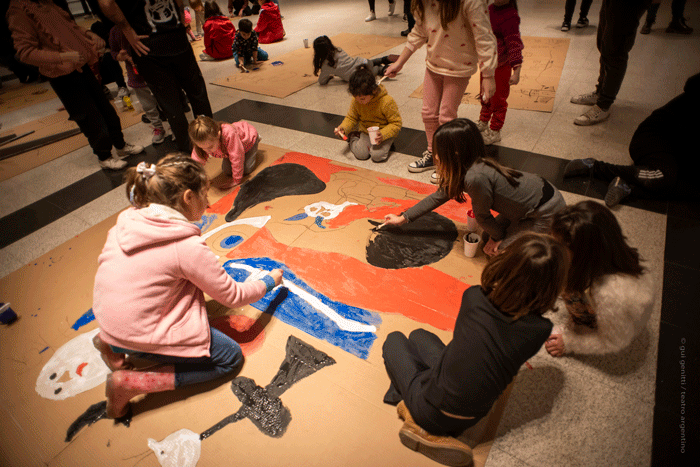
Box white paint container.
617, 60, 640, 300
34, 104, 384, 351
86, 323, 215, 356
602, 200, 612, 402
463, 232, 480, 258
466, 209, 478, 232
367, 126, 380, 145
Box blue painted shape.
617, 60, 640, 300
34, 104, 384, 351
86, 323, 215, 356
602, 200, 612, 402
271, 61, 284, 66
284, 213, 308, 221
314, 216, 326, 229
222, 258, 381, 359
39, 346, 49, 354
194, 214, 217, 232
220, 235, 244, 249
71, 309, 95, 330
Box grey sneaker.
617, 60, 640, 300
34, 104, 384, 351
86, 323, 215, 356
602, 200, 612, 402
564, 158, 595, 177
115, 142, 145, 159
430, 171, 439, 184
475, 120, 488, 133
574, 105, 610, 126
99, 156, 127, 170
408, 150, 434, 173
152, 128, 166, 144
605, 177, 632, 207
570, 92, 599, 105
482, 128, 501, 145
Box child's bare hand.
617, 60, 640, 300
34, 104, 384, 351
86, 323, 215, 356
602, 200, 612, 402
481, 76, 496, 104
383, 213, 407, 227
268, 269, 283, 287
60, 50, 82, 64
509, 67, 521, 86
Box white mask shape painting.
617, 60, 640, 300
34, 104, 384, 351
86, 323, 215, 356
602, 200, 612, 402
148, 429, 202, 467
35, 328, 110, 400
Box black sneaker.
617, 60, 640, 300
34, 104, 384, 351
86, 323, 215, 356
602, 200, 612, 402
576, 17, 589, 28
605, 177, 632, 207
561, 21, 571, 31
666, 17, 693, 34
564, 158, 595, 177
401, 28, 411, 37
408, 150, 434, 173
141, 114, 151, 124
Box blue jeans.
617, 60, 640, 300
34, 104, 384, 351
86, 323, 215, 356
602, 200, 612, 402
110, 328, 243, 387
234, 48, 268, 67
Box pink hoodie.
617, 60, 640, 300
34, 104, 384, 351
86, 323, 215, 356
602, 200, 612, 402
93, 206, 267, 358
191, 122, 258, 185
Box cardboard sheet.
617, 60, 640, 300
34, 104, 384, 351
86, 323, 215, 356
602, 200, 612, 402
410, 36, 571, 113
211, 33, 406, 98
0, 105, 144, 182
0, 146, 509, 467
0, 81, 58, 115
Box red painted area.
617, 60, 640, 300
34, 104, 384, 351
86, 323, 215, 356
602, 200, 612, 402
271, 152, 356, 183
208, 186, 241, 215
226, 228, 469, 331
210, 315, 266, 356
377, 176, 437, 196
76, 362, 88, 377
264, 205, 273, 210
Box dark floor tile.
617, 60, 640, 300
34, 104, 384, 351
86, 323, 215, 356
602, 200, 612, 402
393, 129, 426, 158
0, 198, 70, 249
654, 322, 698, 415
668, 199, 700, 221
652, 407, 699, 466
665, 215, 700, 269
661, 262, 700, 329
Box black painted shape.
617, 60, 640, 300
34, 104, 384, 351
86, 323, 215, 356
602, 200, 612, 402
366, 212, 458, 269
199, 335, 335, 440
224, 163, 326, 222
65, 401, 131, 442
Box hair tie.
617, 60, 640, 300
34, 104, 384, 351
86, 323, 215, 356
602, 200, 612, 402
136, 161, 157, 180
129, 185, 136, 206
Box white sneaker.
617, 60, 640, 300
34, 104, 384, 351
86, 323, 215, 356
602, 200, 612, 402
365, 11, 376, 22
574, 105, 610, 126
570, 92, 599, 105
152, 128, 166, 144
115, 142, 145, 159
430, 171, 439, 184
482, 128, 501, 145
99, 156, 127, 170
389, 2, 396, 16
117, 87, 129, 98
475, 120, 488, 133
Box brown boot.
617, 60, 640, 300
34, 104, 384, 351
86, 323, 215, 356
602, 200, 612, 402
106, 366, 176, 418
93, 333, 132, 371
396, 401, 473, 467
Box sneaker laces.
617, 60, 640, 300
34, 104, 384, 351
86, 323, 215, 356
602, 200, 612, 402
418, 151, 432, 164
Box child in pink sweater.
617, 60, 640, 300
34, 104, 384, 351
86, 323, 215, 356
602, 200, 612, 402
189, 116, 261, 189
92, 154, 282, 418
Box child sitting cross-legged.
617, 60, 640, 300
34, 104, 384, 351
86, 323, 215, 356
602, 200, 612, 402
189, 116, 261, 190
334, 65, 402, 163
200, 1, 236, 61
233, 18, 268, 71
92, 155, 283, 419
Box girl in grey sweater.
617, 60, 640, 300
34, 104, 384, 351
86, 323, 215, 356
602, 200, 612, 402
383, 118, 565, 256
313, 36, 397, 85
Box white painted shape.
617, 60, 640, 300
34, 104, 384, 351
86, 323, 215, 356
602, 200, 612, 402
200, 215, 271, 241
236, 264, 376, 333
148, 429, 202, 467
35, 327, 110, 400
303, 201, 357, 220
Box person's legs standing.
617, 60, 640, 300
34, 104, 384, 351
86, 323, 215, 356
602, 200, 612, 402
438, 74, 470, 128
422, 68, 444, 153
579, 0, 594, 19
132, 86, 166, 143
563, 0, 577, 24
487, 65, 511, 131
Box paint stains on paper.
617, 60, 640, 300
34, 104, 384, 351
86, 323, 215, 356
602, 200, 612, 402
219, 235, 243, 249
200, 336, 334, 441
71, 308, 95, 330
366, 212, 458, 269
223, 258, 380, 359
65, 400, 131, 442
224, 164, 326, 221
193, 214, 217, 232
36, 328, 110, 400
148, 429, 201, 467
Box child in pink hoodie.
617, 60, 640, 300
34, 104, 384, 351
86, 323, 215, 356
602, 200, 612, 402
92, 154, 282, 418
189, 116, 261, 189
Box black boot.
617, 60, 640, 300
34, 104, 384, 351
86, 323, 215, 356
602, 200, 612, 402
641, 2, 660, 34
666, 17, 694, 34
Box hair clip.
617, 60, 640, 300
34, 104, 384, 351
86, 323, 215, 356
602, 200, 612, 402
129, 185, 136, 206
136, 161, 157, 180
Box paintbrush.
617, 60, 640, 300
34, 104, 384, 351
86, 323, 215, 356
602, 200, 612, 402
376, 75, 388, 86
368, 219, 388, 232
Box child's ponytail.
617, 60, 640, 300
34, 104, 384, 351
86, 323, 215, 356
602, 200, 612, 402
125, 154, 208, 212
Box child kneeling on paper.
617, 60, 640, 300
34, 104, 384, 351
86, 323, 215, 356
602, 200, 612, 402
200, 1, 236, 61
92, 155, 283, 419
254, 0, 285, 44
233, 18, 268, 70
334, 65, 402, 162
189, 115, 261, 190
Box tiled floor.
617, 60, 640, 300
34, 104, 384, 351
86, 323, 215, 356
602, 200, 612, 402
1, 1, 698, 466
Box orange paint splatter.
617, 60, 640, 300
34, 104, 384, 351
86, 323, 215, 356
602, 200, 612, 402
76, 362, 88, 376
271, 152, 356, 183
210, 315, 266, 356
208, 186, 241, 215
226, 228, 470, 331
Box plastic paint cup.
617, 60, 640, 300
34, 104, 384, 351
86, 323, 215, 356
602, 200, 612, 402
463, 233, 481, 258
466, 209, 478, 232
367, 126, 380, 145
303, 38, 309, 48
0, 302, 18, 325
